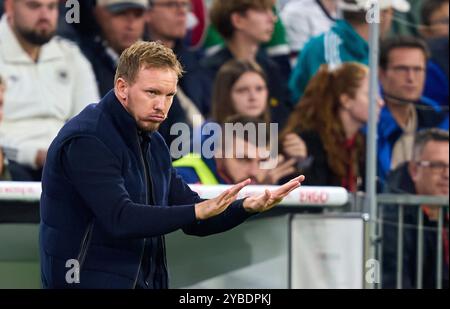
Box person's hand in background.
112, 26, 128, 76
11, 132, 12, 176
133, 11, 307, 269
255, 155, 297, 184
282, 133, 307, 160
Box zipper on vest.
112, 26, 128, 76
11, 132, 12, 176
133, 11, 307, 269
145, 140, 158, 287
133, 133, 148, 288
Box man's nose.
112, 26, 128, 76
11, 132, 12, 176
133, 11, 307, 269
248, 88, 257, 100
153, 96, 165, 111
38, 4, 55, 20
406, 69, 416, 82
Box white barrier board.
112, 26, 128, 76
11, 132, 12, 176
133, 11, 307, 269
291, 215, 365, 289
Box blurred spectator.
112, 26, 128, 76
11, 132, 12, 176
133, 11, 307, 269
378, 36, 449, 184
146, 0, 205, 149
0, 0, 99, 181
420, 0, 449, 107
174, 116, 296, 185
281, 63, 383, 192
0, 75, 4, 122
184, 0, 292, 128
187, 0, 208, 49
190, 59, 274, 160
201, 0, 292, 78
419, 0, 448, 39
427, 37, 449, 80
389, 0, 423, 37
80, 0, 147, 97
0, 75, 10, 180
289, 0, 408, 104
382, 128, 449, 289
280, 0, 337, 63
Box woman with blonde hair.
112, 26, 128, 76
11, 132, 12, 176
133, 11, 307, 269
281, 62, 384, 192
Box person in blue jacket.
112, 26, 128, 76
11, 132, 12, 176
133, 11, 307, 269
377, 36, 449, 185
39, 41, 304, 289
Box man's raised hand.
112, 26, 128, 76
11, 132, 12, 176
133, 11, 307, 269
195, 178, 252, 220
243, 175, 305, 213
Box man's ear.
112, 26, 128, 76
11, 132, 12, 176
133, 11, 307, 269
378, 67, 386, 80
115, 78, 129, 104
230, 12, 244, 31
339, 93, 351, 110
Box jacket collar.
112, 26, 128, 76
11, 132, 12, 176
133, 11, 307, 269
385, 162, 416, 194
378, 90, 443, 140
0, 15, 64, 64
101, 90, 154, 149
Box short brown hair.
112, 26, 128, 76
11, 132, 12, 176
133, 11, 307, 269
210, 0, 273, 40
114, 41, 183, 84
380, 36, 430, 70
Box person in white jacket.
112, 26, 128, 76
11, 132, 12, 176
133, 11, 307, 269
0, 0, 99, 181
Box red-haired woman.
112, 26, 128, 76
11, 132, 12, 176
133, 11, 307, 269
281, 63, 384, 192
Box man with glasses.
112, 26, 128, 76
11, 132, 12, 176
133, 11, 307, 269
288, 0, 409, 104
146, 0, 204, 150
377, 36, 449, 184
146, 0, 192, 49
79, 0, 147, 96
382, 128, 449, 289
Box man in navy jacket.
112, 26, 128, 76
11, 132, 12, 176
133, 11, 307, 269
39, 41, 303, 289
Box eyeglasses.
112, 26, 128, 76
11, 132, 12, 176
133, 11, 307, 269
416, 160, 449, 173
150, 1, 192, 11
388, 65, 426, 75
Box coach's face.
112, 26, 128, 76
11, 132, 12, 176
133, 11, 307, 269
116, 67, 177, 132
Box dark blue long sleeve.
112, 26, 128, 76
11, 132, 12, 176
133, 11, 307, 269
169, 166, 255, 236
62, 136, 253, 239
62, 137, 198, 239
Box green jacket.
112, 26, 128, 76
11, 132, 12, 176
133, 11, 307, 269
288, 20, 369, 104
